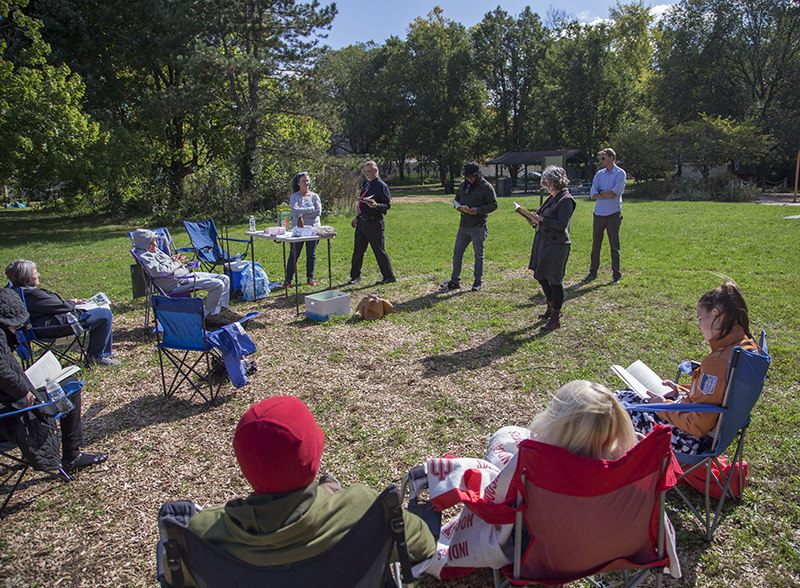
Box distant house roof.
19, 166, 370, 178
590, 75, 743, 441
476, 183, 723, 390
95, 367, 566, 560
488, 150, 591, 166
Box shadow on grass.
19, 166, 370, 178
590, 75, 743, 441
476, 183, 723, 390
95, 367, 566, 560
0, 470, 71, 520
515, 278, 611, 313
0, 209, 126, 248
390, 287, 473, 314
420, 325, 556, 378
83, 390, 235, 444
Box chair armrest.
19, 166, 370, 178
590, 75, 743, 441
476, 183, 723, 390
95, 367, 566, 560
1, 381, 85, 418
174, 247, 194, 253
219, 237, 250, 244
237, 311, 260, 324
205, 312, 261, 335
622, 401, 726, 414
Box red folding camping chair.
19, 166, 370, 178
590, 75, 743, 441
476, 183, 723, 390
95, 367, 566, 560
484, 425, 682, 588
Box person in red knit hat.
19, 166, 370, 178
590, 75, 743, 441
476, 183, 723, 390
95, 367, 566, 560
160, 395, 434, 587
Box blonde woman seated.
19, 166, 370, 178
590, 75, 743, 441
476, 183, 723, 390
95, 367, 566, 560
423, 381, 641, 578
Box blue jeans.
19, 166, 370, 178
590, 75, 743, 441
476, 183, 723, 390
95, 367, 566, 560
84, 307, 114, 358
451, 225, 488, 284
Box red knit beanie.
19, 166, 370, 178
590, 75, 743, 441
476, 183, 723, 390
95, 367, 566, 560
233, 396, 325, 495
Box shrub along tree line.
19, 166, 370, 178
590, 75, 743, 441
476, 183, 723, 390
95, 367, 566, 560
1, 0, 797, 219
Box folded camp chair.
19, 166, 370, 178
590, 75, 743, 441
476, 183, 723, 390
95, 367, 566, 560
130, 249, 199, 328
626, 330, 771, 542
182, 219, 251, 275
9, 287, 91, 370
151, 295, 257, 405
474, 425, 680, 588
157, 484, 415, 588
0, 380, 84, 517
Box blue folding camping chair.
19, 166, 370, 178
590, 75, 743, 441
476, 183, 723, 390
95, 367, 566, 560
151, 296, 258, 405
182, 219, 251, 275
9, 287, 91, 370
0, 380, 84, 517
626, 331, 770, 541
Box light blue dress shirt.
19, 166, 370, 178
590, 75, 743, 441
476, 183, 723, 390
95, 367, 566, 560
590, 165, 626, 216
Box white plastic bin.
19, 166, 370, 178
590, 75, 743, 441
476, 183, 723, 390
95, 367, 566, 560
305, 291, 350, 322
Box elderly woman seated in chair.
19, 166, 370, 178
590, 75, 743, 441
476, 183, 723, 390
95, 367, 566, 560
0, 288, 107, 473
5, 259, 119, 367
131, 229, 238, 327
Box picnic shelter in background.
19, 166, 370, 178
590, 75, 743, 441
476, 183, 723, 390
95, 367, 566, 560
488, 150, 593, 196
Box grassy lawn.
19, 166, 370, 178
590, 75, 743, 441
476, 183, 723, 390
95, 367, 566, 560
0, 195, 798, 587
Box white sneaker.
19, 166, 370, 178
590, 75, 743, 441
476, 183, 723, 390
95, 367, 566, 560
90, 356, 120, 367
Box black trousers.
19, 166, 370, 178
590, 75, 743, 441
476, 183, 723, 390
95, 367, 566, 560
350, 217, 394, 281
60, 388, 84, 462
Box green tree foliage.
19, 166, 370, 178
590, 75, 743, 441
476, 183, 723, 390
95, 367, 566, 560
404, 7, 485, 185
609, 1, 654, 88
31, 0, 235, 212
470, 6, 548, 178
611, 114, 672, 182
0, 0, 99, 198
314, 43, 385, 156
30, 0, 334, 216
196, 0, 336, 198
535, 20, 637, 157
654, 0, 800, 159
668, 114, 774, 183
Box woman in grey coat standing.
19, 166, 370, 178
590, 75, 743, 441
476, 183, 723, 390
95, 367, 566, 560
528, 166, 576, 330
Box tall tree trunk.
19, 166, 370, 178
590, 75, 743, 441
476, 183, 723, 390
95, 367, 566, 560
239, 72, 260, 196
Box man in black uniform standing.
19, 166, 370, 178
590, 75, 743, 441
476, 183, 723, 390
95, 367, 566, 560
348, 160, 396, 285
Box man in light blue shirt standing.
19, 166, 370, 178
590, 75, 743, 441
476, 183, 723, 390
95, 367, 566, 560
583, 148, 626, 284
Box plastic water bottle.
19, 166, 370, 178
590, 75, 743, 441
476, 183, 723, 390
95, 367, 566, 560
45, 377, 74, 418
249, 215, 256, 233
66, 313, 84, 335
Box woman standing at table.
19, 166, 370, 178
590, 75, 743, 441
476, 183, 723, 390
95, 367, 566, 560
283, 172, 322, 288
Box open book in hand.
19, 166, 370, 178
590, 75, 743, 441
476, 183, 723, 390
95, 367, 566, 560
611, 360, 672, 400
452, 199, 471, 213
513, 202, 538, 225
25, 351, 81, 390
76, 292, 111, 311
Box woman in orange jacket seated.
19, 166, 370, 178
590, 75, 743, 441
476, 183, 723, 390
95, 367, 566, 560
617, 281, 758, 454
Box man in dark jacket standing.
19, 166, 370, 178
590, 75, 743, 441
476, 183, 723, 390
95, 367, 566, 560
348, 160, 396, 286
445, 162, 498, 292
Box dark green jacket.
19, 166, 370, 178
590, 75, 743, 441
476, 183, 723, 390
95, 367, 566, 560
165, 481, 435, 586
